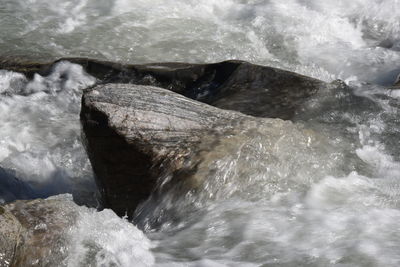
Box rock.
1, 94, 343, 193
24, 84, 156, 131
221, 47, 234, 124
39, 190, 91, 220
177, 61, 327, 119
0, 196, 78, 266
81, 83, 253, 216
72, 58, 326, 119
0, 206, 21, 267
1, 57, 328, 119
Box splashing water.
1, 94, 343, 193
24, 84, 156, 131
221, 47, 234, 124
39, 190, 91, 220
0, 62, 97, 205
64, 194, 155, 267
1, 0, 400, 83
1, 0, 400, 266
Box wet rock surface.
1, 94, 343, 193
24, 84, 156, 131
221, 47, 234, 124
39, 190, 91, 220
0, 196, 77, 267
0, 206, 21, 267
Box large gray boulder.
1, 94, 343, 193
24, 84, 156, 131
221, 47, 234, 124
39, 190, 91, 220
81, 83, 251, 216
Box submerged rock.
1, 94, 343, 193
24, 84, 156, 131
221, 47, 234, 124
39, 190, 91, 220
1, 57, 328, 119
0, 196, 77, 267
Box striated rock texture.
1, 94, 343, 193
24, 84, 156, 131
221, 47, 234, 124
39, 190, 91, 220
81, 83, 253, 216
1, 57, 328, 119
0, 196, 77, 267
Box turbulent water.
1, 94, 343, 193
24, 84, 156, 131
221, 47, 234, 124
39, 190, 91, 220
1, 0, 400, 266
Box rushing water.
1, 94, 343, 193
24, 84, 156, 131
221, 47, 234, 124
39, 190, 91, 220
1, 0, 400, 266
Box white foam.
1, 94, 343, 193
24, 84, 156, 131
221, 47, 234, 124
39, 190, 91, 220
25, 61, 96, 95
0, 70, 27, 94
0, 62, 96, 202
3, 0, 400, 82
66, 207, 155, 267
356, 145, 400, 178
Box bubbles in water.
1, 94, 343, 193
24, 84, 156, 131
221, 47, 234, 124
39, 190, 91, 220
0, 61, 97, 205
0, 70, 27, 94
1, 0, 400, 83
66, 204, 155, 267
135, 75, 400, 266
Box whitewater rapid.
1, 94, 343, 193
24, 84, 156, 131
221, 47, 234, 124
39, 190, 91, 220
1, 0, 400, 266
1, 0, 400, 84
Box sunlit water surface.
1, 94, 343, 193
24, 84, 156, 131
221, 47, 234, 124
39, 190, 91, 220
0, 0, 400, 266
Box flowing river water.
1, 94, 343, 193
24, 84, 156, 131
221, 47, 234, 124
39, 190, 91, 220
1, 0, 400, 266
